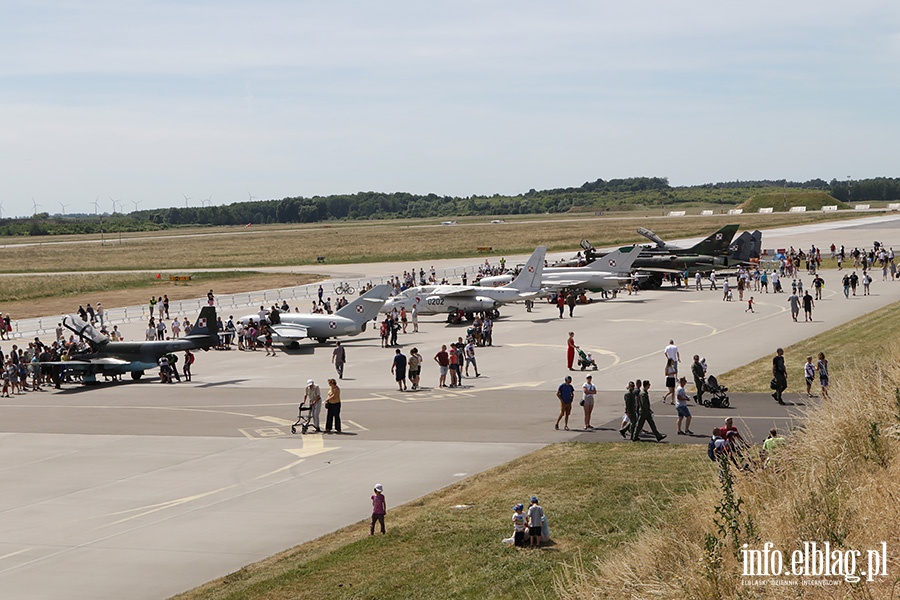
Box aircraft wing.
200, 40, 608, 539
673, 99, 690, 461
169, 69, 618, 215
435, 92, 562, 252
270, 323, 310, 341
542, 278, 592, 288
40, 357, 131, 369
437, 288, 477, 298
633, 266, 687, 274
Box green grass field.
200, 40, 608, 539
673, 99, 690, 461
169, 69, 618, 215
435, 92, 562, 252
173, 443, 710, 600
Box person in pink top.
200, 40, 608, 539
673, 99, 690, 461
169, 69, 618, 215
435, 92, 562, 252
370, 484, 387, 535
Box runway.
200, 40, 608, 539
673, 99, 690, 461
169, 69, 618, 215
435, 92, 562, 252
0, 214, 897, 599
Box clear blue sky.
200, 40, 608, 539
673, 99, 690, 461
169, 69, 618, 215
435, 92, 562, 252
2, 1, 899, 217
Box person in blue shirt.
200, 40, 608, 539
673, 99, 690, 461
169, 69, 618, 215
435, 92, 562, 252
555, 375, 575, 431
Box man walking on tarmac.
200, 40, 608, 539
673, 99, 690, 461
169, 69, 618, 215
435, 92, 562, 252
631, 380, 667, 442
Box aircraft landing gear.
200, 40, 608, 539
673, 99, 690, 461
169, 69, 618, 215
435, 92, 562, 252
131, 371, 143, 380
316, 337, 328, 344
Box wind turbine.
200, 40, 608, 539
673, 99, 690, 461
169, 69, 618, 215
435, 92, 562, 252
92, 196, 100, 214
109, 196, 122, 214
201, 195, 212, 208
247, 190, 257, 202
182, 193, 191, 208
31, 197, 40, 216
0, 200, 5, 220
131, 199, 141, 212
58, 201, 69, 215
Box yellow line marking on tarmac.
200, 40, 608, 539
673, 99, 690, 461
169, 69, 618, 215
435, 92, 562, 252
0, 548, 31, 562
256, 435, 337, 479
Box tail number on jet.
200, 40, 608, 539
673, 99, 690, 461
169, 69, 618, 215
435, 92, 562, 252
426, 297, 445, 306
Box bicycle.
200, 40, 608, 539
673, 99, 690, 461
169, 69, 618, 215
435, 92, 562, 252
335, 282, 355, 295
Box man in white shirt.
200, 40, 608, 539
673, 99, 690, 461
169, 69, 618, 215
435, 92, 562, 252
664, 340, 680, 374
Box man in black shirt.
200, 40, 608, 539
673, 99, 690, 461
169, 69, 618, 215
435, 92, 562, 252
772, 347, 787, 405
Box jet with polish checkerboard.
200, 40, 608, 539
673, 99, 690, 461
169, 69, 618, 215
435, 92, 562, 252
239, 284, 391, 346
381, 246, 546, 316
46, 306, 219, 383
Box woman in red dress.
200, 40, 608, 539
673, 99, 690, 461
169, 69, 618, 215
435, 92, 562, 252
566, 331, 577, 370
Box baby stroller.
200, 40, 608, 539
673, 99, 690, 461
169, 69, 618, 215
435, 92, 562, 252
701, 375, 730, 408
291, 403, 315, 434
577, 348, 598, 371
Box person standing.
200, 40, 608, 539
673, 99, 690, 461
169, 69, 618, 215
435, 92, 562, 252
149, 297, 157, 318
391, 349, 408, 391
772, 347, 787, 405
581, 375, 597, 430
566, 332, 577, 370
527, 497, 544, 547
408, 348, 421, 390
817, 352, 829, 399
566, 292, 576, 318
675, 377, 693, 435
555, 375, 575, 431
324, 378, 342, 434
332, 341, 346, 379
631, 380, 667, 442
804, 356, 816, 398
619, 381, 637, 438
183, 349, 194, 381
411, 304, 419, 333
556, 294, 565, 318
434, 345, 450, 388
304, 379, 322, 433
96, 303, 105, 328
663, 340, 680, 374
370, 484, 387, 535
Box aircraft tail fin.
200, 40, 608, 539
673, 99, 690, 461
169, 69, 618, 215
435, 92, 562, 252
591, 246, 642, 272
688, 224, 739, 256
185, 306, 219, 346
728, 230, 762, 263
508, 246, 546, 291
336, 284, 391, 324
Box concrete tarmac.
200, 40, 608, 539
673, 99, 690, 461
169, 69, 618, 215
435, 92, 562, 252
0, 215, 898, 598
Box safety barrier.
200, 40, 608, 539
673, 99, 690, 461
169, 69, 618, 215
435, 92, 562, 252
821, 205, 838, 212
788, 206, 807, 213
757, 207, 773, 214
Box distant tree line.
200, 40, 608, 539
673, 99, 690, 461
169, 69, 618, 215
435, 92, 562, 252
4, 176, 900, 236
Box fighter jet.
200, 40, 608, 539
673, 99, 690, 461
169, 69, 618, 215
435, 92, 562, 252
478, 246, 642, 294
382, 246, 546, 316
239, 284, 391, 347
51, 306, 218, 383
539, 246, 643, 293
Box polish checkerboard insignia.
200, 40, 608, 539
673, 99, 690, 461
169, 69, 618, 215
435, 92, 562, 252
329, 321, 337, 329
196, 318, 207, 328
527, 265, 535, 273
608, 259, 616, 267
730, 244, 739, 252
715, 233, 723, 241
356, 304, 365, 313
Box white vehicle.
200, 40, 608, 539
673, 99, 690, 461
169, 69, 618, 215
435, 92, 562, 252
239, 284, 391, 346
383, 246, 546, 316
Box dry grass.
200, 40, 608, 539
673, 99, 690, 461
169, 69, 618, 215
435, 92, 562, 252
556, 351, 900, 599
0, 272, 320, 319
0, 212, 868, 273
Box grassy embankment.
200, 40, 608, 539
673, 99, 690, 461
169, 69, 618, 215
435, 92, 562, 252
558, 312, 900, 598
173, 444, 710, 600
739, 191, 851, 212
0, 210, 870, 273
174, 300, 900, 599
